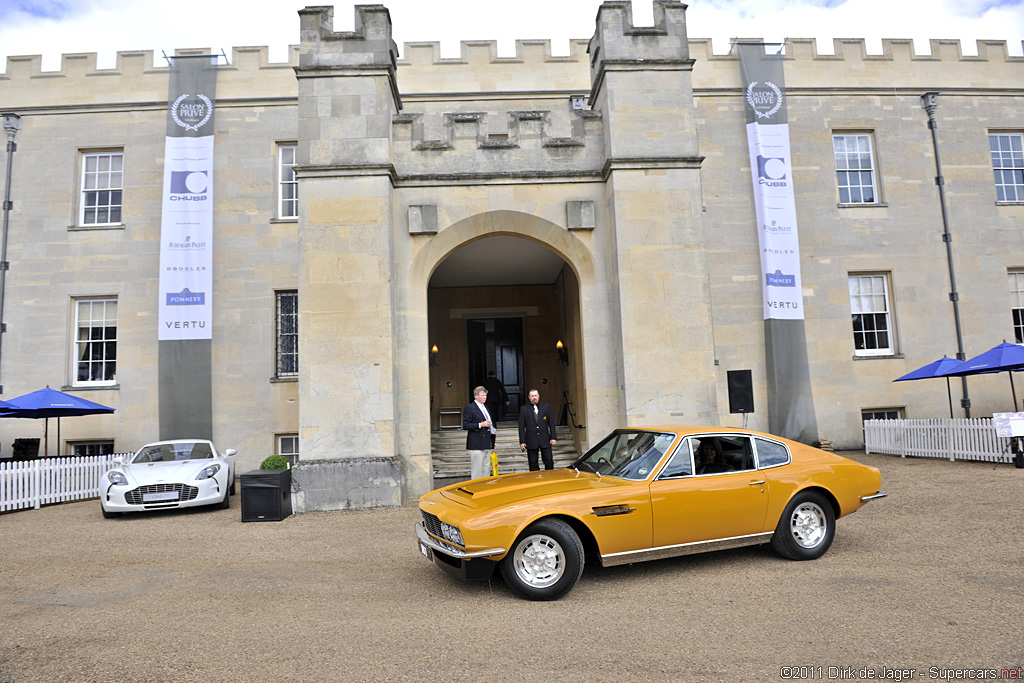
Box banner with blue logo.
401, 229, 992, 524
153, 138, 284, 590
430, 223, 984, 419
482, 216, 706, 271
158, 56, 216, 340
738, 44, 803, 321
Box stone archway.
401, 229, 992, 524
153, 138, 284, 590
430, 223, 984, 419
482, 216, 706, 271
395, 210, 621, 496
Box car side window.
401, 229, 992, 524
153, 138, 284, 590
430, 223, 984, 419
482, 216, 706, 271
695, 435, 754, 474
755, 437, 790, 468
658, 440, 693, 478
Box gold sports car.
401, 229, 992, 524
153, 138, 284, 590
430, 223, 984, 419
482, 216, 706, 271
415, 426, 886, 600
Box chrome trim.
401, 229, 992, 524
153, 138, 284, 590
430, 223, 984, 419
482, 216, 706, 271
590, 506, 636, 517
860, 492, 888, 502
415, 522, 505, 560
600, 531, 774, 567
748, 480, 766, 486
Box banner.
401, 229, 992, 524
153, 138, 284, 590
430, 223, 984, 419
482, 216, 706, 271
159, 57, 216, 340
737, 44, 819, 444
737, 44, 803, 320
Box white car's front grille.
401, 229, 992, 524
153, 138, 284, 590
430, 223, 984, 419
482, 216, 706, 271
125, 483, 199, 505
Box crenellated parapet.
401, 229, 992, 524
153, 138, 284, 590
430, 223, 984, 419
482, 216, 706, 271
394, 109, 601, 151
0, 46, 300, 110
297, 5, 398, 73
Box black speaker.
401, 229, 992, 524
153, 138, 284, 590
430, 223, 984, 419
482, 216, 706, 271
240, 469, 293, 522
727, 370, 754, 414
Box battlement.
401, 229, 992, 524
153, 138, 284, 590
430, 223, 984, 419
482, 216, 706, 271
298, 5, 398, 72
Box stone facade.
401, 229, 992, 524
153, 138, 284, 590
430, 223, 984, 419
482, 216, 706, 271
0, 2, 1021, 510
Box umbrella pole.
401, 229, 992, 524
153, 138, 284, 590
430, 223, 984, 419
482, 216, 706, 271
44, 417, 48, 458
57, 416, 61, 457
1011, 373, 1019, 413
946, 377, 953, 419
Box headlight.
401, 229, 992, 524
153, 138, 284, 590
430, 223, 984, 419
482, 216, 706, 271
108, 471, 128, 486
196, 464, 221, 480
440, 522, 464, 546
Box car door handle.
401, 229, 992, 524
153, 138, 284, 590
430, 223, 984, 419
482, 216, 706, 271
748, 480, 766, 486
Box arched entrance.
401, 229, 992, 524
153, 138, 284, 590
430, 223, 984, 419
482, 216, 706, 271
426, 233, 586, 477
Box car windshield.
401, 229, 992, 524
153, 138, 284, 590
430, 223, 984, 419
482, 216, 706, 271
572, 430, 677, 480
132, 442, 214, 463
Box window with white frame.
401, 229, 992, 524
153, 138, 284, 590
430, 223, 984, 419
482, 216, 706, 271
862, 408, 903, 422
1010, 271, 1024, 343
833, 133, 878, 204
276, 291, 298, 377
849, 274, 895, 356
278, 144, 298, 219
990, 133, 1024, 202
80, 151, 123, 226
278, 434, 299, 465
68, 440, 115, 456
74, 298, 118, 385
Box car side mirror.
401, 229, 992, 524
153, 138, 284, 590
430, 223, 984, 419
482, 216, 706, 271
224, 449, 237, 457
111, 456, 125, 467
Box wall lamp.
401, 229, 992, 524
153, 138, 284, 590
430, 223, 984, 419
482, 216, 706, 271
556, 340, 569, 366
429, 344, 438, 367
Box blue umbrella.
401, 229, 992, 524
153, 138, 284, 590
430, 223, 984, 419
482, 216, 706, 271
894, 356, 966, 418
938, 342, 1024, 411
1, 387, 115, 457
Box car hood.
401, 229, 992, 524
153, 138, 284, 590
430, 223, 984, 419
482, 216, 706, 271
121, 460, 220, 487
438, 468, 615, 509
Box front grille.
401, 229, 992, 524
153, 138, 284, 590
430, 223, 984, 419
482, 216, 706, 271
421, 510, 443, 537
125, 483, 199, 505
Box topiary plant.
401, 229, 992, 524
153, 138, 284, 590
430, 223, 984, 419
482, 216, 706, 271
260, 454, 291, 470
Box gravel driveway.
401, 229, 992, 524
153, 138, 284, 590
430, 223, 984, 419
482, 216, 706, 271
1, 452, 1022, 683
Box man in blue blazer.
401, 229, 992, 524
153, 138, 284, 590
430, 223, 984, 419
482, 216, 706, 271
463, 386, 496, 479
518, 389, 558, 471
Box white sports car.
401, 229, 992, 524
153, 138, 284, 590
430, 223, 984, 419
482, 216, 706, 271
100, 440, 237, 518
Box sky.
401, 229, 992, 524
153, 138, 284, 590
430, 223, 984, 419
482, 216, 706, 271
0, 0, 1022, 72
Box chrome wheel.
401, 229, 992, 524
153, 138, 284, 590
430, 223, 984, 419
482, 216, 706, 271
512, 534, 565, 589
790, 501, 827, 548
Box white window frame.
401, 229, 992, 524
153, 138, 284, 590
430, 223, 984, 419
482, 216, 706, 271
73, 297, 118, 386
275, 290, 298, 378
278, 144, 298, 219
833, 133, 879, 205
990, 133, 1024, 202
1010, 270, 1024, 344
277, 434, 299, 466
849, 274, 895, 357
79, 151, 124, 226
68, 440, 115, 456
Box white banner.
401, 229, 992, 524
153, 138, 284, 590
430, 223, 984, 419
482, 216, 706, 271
158, 136, 214, 339
747, 122, 803, 320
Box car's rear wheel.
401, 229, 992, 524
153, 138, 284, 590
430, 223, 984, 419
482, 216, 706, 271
771, 491, 835, 560
100, 503, 121, 519
501, 518, 584, 601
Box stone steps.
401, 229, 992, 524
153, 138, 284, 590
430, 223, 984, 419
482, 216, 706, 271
431, 423, 578, 478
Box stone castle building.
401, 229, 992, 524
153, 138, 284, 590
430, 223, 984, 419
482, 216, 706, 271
0, 2, 1021, 510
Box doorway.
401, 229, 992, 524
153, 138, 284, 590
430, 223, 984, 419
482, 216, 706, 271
466, 317, 524, 420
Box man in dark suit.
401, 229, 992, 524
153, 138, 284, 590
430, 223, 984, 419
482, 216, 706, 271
463, 386, 496, 479
518, 388, 557, 471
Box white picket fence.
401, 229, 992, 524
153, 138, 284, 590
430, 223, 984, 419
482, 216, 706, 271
0, 454, 128, 512
864, 419, 1016, 463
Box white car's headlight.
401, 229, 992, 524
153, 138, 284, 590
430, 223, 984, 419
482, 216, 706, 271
440, 522, 464, 546
196, 464, 221, 480
108, 471, 128, 486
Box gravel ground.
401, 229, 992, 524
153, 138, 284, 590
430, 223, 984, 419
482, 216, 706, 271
1, 452, 1022, 683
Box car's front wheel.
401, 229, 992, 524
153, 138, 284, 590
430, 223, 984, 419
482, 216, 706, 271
217, 483, 231, 509
501, 518, 584, 601
771, 491, 835, 560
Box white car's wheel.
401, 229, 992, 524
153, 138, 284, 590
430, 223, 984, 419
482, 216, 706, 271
500, 518, 584, 601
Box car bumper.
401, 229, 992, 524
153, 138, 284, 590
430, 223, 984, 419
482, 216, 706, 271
414, 522, 501, 580
101, 477, 227, 512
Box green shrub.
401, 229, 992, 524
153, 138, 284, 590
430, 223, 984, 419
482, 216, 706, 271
260, 454, 291, 470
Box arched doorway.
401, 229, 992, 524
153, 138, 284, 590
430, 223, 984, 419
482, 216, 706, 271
425, 234, 586, 476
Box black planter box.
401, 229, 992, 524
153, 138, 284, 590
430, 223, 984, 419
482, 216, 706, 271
240, 468, 293, 522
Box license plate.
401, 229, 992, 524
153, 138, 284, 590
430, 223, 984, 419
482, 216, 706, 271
419, 542, 433, 562
143, 491, 180, 502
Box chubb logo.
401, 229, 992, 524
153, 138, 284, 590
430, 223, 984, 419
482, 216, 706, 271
170, 93, 213, 131
169, 171, 208, 201
757, 155, 788, 187
166, 288, 206, 306
766, 270, 796, 287
746, 81, 783, 119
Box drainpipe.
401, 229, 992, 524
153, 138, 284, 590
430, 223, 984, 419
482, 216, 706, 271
0, 113, 22, 395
